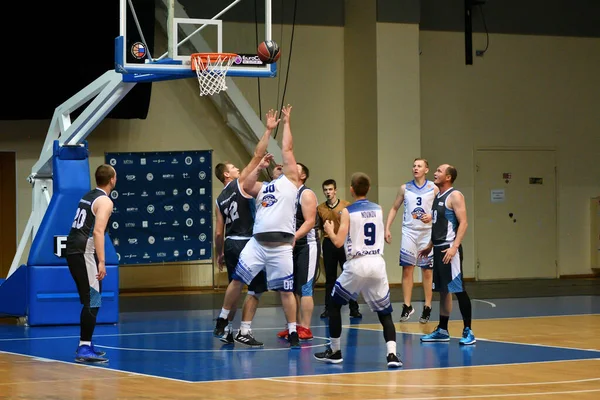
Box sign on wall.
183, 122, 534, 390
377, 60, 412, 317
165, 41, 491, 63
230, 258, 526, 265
104, 150, 212, 265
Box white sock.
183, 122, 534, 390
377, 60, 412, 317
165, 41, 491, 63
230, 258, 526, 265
240, 321, 252, 335
219, 308, 230, 319
386, 341, 397, 355
79, 341, 91, 347
330, 337, 341, 352
288, 322, 297, 334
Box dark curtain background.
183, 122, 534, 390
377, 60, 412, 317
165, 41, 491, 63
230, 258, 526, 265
0, 0, 154, 120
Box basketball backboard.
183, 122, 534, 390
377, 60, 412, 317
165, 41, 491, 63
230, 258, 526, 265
115, 0, 276, 83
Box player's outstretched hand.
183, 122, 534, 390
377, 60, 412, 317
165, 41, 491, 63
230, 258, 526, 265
265, 109, 281, 130
281, 104, 292, 124
258, 153, 274, 170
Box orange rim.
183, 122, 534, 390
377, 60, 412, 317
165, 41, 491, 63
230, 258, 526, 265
191, 53, 239, 70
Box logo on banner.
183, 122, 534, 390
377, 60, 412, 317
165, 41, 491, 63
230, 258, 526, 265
105, 150, 212, 265
54, 235, 68, 258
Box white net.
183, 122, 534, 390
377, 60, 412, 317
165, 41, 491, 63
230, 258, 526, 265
191, 53, 238, 96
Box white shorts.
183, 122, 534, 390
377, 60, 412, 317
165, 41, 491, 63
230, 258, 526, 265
332, 256, 392, 314
400, 229, 433, 268
234, 237, 294, 291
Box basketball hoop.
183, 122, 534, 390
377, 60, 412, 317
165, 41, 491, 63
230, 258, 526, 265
190, 53, 238, 96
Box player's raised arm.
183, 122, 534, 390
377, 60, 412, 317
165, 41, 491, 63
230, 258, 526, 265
280, 105, 300, 186
239, 109, 280, 188
243, 153, 275, 198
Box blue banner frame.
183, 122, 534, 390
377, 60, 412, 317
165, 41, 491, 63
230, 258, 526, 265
104, 150, 212, 265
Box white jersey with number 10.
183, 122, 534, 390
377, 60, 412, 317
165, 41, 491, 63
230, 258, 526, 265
344, 199, 385, 261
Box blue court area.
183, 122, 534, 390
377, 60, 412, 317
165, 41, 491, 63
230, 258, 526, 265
0, 296, 598, 382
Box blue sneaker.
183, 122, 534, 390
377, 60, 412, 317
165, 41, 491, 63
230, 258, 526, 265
420, 326, 450, 342
75, 345, 108, 363
91, 343, 107, 357
74, 343, 106, 357
459, 327, 476, 345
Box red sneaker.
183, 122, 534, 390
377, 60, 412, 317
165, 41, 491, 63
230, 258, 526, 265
298, 326, 313, 341
277, 328, 289, 338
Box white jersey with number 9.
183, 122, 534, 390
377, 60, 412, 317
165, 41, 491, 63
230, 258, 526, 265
344, 199, 385, 261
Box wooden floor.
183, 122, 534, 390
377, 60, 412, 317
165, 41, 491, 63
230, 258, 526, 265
1, 296, 599, 399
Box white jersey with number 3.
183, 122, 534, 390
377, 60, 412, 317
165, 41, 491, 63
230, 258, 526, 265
344, 199, 385, 261
253, 174, 298, 235
403, 179, 436, 231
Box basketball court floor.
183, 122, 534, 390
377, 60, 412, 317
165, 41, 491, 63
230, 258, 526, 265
1, 292, 599, 399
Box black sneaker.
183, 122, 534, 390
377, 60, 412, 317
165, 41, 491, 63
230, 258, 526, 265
419, 306, 432, 324
213, 317, 228, 337
234, 331, 264, 348
314, 347, 343, 364
320, 309, 329, 318
387, 353, 403, 368
219, 329, 234, 344
288, 331, 300, 348
399, 304, 414, 322
349, 309, 362, 319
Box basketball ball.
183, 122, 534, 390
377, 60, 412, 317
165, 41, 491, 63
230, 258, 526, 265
257, 40, 281, 64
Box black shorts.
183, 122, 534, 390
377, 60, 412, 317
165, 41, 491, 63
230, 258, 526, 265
66, 253, 102, 307
432, 244, 464, 293
224, 238, 267, 294
293, 241, 320, 296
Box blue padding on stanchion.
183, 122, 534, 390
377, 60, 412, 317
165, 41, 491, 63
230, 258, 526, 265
27, 265, 119, 326
0, 265, 27, 317
28, 141, 118, 266
25, 140, 119, 326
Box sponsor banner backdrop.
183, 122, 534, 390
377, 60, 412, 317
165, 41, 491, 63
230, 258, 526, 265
105, 150, 212, 265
